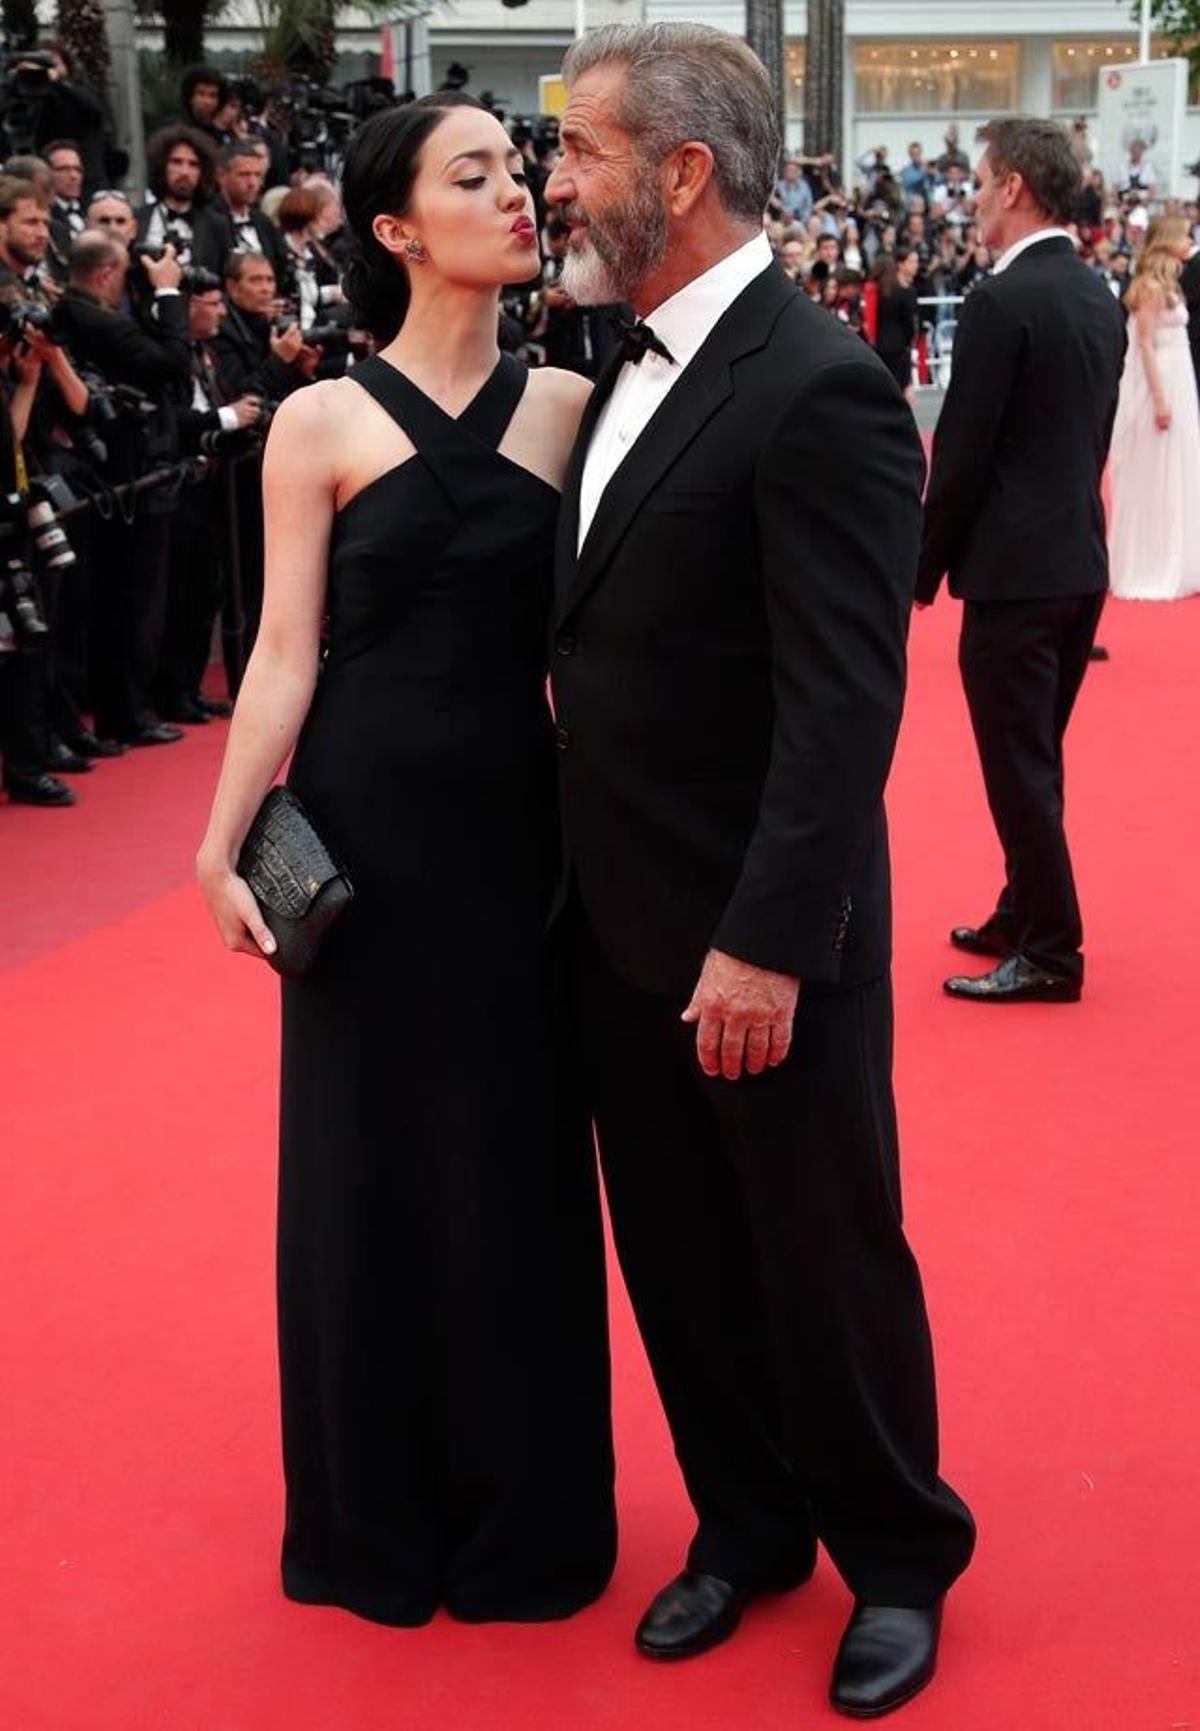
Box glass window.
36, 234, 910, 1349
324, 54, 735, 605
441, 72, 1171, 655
786, 41, 806, 120
1052, 39, 1200, 110
853, 42, 1020, 115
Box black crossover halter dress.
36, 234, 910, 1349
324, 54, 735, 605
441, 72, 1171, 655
277, 353, 616, 1626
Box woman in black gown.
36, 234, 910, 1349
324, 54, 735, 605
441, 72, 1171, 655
197, 96, 616, 1626
871, 248, 920, 401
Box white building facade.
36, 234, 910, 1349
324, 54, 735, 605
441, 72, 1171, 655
183, 0, 1200, 191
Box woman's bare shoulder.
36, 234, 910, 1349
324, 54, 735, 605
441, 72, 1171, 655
528, 365, 593, 420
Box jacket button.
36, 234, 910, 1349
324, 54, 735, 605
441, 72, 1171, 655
554, 724, 571, 750
556, 632, 576, 657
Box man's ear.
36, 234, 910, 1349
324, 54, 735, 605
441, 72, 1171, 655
665, 142, 716, 220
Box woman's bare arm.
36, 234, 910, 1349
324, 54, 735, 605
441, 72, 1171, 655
1134, 286, 1170, 428
196, 382, 338, 955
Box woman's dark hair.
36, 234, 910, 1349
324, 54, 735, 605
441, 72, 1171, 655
146, 124, 217, 204
872, 254, 899, 298
340, 92, 485, 344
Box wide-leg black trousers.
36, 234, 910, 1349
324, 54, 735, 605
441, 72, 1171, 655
579, 923, 975, 1607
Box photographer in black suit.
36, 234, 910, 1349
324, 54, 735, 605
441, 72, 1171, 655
56, 231, 192, 746
918, 119, 1126, 1003
547, 24, 974, 1718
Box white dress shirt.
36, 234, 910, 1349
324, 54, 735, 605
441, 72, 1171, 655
578, 232, 773, 550
992, 227, 1074, 276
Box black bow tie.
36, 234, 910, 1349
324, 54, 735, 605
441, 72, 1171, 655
613, 315, 675, 367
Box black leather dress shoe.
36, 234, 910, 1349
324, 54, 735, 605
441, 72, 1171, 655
636, 1572, 748, 1659
635, 1551, 816, 1660
831, 1602, 942, 1718
4, 770, 76, 806
1088, 644, 1110, 662
197, 693, 233, 718
47, 738, 95, 774
67, 730, 127, 758
160, 697, 210, 725
128, 722, 185, 746
944, 954, 1081, 1003
949, 918, 1014, 959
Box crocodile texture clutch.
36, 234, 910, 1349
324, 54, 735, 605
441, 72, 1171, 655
237, 786, 353, 980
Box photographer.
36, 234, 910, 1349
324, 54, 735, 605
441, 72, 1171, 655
208, 140, 284, 275
44, 139, 85, 236
276, 185, 345, 336
160, 277, 262, 722
138, 125, 223, 271
55, 231, 191, 747
9, 42, 108, 191
0, 174, 103, 769
212, 249, 318, 401
175, 67, 234, 149
0, 338, 73, 806
213, 250, 318, 652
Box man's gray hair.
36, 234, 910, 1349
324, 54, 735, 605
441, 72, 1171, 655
70, 230, 123, 280
563, 23, 779, 223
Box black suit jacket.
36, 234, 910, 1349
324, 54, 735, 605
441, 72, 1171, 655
1181, 252, 1200, 392
201, 199, 285, 278
918, 236, 1126, 603
135, 201, 226, 274
552, 262, 924, 994
211, 305, 305, 403
55, 287, 191, 394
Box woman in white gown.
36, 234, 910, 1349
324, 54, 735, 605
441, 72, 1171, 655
1108, 215, 1200, 600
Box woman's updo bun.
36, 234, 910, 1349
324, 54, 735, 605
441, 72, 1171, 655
339, 92, 485, 345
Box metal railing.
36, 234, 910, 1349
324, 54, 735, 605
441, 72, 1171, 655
912, 294, 966, 392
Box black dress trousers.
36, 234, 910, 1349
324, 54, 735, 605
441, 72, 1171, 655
958, 593, 1105, 978
578, 921, 976, 1607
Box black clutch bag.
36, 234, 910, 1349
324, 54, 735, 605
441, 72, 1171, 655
237, 786, 353, 980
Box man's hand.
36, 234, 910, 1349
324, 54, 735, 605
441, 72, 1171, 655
296, 343, 322, 378
543, 284, 573, 311
270, 322, 303, 363
142, 243, 183, 292
231, 394, 263, 428
681, 948, 800, 1081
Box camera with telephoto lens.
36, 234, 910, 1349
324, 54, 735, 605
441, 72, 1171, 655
129, 243, 220, 295
26, 475, 78, 573
0, 490, 48, 639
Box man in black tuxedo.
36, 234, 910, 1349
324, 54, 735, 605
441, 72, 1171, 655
918, 119, 1126, 1003
1181, 240, 1200, 392
546, 23, 974, 1719
204, 141, 285, 279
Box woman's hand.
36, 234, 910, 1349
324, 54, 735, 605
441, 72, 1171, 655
197, 856, 277, 961
1155, 400, 1172, 432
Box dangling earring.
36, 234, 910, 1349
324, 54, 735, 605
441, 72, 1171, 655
404, 238, 427, 264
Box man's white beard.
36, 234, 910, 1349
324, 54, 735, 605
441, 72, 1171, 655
561, 234, 625, 307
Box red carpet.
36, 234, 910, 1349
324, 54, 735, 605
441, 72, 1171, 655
2, 597, 1198, 1730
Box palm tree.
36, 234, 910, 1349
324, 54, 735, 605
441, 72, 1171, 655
57, 0, 111, 90
745, 0, 785, 130
803, 0, 844, 163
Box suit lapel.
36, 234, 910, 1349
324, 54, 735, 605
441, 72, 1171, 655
557, 264, 797, 625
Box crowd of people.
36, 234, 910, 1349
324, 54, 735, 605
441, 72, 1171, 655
2, 51, 1199, 811
765, 122, 1200, 392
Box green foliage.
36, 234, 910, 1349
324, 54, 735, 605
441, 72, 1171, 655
1140, 0, 1200, 74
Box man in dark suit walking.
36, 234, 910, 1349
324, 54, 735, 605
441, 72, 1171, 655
546, 24, 974, 1719
918, 118, 1126, 1003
